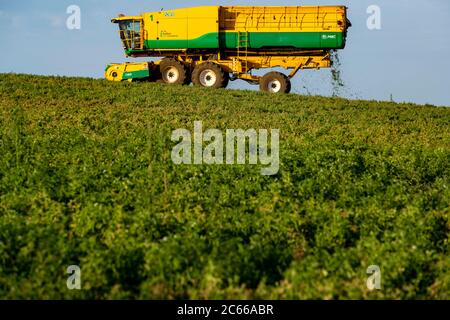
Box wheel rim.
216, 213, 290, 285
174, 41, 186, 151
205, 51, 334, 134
199, 69, 217, 87
164, 66, 180, 83
267, 79, 282, 93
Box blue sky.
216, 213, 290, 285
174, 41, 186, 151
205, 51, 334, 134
0, 0, 449, 106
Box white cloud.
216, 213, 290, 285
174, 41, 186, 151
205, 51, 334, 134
11, 16, 24, 29
36, 13, 65, 28
48, 16, 64, 28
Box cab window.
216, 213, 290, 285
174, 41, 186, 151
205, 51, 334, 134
118, 20, 142, 50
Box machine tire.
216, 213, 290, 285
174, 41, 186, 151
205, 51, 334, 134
160, 58, 189, 85
148, 62, 162, 82
222, 72, 230, 89
259, 72, 291, 94
192, 62, 227, 89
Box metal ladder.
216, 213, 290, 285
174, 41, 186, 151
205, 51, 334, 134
237, 31, 249, 73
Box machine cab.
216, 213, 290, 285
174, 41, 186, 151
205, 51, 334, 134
112, 16, 144, 53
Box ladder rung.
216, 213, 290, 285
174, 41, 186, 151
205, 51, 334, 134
237, 31, 249, 72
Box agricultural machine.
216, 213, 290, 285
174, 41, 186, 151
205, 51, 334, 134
105, 6, 350, 93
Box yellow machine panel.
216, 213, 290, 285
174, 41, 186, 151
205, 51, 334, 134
143, 7, 220, 49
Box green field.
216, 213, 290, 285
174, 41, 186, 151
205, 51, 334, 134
0, 74, 449, 299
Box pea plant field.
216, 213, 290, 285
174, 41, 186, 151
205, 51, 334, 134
0, 74, 449, 299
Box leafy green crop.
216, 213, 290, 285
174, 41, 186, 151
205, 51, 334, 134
0, 74, 449, 299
